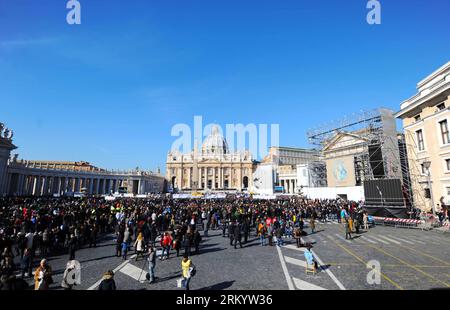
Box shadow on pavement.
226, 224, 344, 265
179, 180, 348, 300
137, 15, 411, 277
198, 280, 235, 290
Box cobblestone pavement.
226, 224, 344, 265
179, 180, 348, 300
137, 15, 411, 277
17, 221, 450, 290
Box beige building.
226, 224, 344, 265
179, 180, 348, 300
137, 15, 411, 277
166, 125, 255, 192
323, 130, 369, 187
395, 61, 450, 212
0, 121, 165, 197
319, 109, 403, 189
261, 146, 323, 194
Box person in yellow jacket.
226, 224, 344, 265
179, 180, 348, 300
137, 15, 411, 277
348, 217, 354, 233
181, 254, 195, 290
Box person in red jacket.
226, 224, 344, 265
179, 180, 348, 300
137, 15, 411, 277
160, 232, 172, 260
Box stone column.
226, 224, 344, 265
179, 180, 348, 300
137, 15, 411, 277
4, 172, 11, 195
27, 176, 32, 195
43, 176, 49, 196
40, 176, 45, 196
179, 168, 183, 190
237, 166, 242, 191
17, 174, 24, 196
22, 175, 27, 195
22, 176, 27, 195
51, 176, 57, 194
55, 176, 61, 194
34, 176, 41, 196
31, 175, 36, 195
212, 167, 216, 189
89, 178, 94, 194
63, 177, 69, 194
187, 168, 191, 189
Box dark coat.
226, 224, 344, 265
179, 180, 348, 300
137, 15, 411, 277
234, 224, 241, 239
98, 278, 116, 290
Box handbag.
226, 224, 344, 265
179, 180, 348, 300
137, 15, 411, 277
177, 278, 184, 288
189, 266, 196, 277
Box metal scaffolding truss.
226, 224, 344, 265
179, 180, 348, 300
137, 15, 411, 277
400, 129, 429, 211
307, 109, 383, 146
306, 109, 414, 206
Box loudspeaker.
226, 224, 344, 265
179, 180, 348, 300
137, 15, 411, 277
368, 144, 385, 178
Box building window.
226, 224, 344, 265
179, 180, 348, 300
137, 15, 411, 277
414, 114, 421, 122
440, 120, 450, 145
446, 159, 450, 171
416, 130, 424, 151
421, 164, 429, 175
437, 102, 446, 111
424, 188, 431, 199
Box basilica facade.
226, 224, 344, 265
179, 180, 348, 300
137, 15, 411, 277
166, 126, 255, 192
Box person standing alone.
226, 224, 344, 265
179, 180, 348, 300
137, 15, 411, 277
147, 247, 156, 284
181, 254, 195, 290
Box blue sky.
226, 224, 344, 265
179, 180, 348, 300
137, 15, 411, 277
0, 0, 449, 172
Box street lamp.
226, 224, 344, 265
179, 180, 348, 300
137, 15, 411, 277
423, 160, 436, 217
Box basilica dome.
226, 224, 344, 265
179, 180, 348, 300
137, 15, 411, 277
202, 125, 229, 155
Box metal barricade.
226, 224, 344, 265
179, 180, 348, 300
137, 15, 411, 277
373, 217, 423, 229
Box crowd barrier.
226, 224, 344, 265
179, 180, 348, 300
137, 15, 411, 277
437, 221, 450, 233
372, 216, 424, 229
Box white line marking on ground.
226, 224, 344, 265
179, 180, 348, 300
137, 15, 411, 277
409, 238, 426, 245
87, 254, 137, 290
334, 233, 352, 244
358, 235, 378, 244
284, 244, 307, 252
119, 262, 146, 282
292, 277, 326, 290
300, 237, 346, 290
325, 235, 335, 240
377, 235, 402, 245
387, 236, 415, 245
367, 235, 390, 245
284, 256, 307, 268
416, 236, 440, 245
274, 238, 295, 290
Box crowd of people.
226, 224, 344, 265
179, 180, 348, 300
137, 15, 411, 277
0, 195, 369, 290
